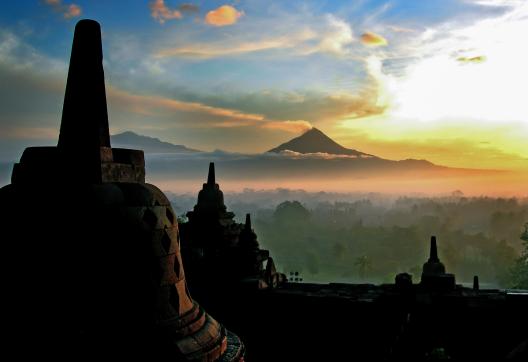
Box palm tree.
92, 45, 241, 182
355, 255, 372, 280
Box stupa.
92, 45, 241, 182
0, 19, 243, 361
420, 236, 456, 290
180, 163, 285, 294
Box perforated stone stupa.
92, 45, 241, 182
0, 19, 243, 361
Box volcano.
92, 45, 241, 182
267, 127, 374, 157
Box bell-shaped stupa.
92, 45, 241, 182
0, 19, 243, 361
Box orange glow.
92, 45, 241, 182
149, 169, 528, 197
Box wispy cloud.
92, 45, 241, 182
262, 120, 312, 133
44, 0, 81, 19
2, 126, 58, 140
204, 5, 244, 26
313, 15, 354, 55
0, 29, 66, 72
155, 14, 355, 59
108, 87, 264, 122
108, 87, 312, 133
465, 0, 524, 7
387, 25, 415, 33
149, 0, 182, 24
154, 30, 316, 58
185, 88, 387, 129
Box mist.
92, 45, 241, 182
169, 188, 528, 288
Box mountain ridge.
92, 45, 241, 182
111, 131, 201, 153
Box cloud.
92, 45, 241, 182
205, 5, 244, 26
64, 4, 81, 19
0, 29, 66, 73
262, 120, 313, 133
273, 150, 366, 160
314, 15, 354, 55
183, 88, 387, 129
2, 126, 58, 140
44, 0, 82, 19
155, 30, 316, 58
457, 55, 486, 63
155, 14, 355, 59
107, 87, 313, 134
361, 31, 388, 47
387, 25, 415, 33
108, 87, 264, 122
373, 1, 528, 124
466, 0, 523, 7
150, 0, 182, 24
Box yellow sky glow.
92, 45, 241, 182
337, 5, 528, 174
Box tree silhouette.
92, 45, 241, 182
508, 223, 528, 289
273, 200, 311, 224
355, 255, 372, 280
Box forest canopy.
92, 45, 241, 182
170, 190, 528, 288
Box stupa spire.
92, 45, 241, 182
245, 213, 252, 230
473, 275, 479, 290
207, 162, 216, 185
429, 236, 439, 262
421, 236, 455, 290
58, 19, 110, 151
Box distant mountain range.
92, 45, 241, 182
0, 129, 505, 192
111, 131, 201, 153
115, 128, 432, 166
112, 129, 440, 172
268, 127, 373, 157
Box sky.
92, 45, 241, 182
0, 0, 527, 174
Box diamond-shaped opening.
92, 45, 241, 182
142, 208, 157, 229
166, 208, 174, 225
161, 230, 172, 253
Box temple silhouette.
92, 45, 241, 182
180, 162, 286, 297
0, 19, 526, 361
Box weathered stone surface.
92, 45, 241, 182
0, 19, 243, 361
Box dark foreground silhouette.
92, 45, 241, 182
0, 19, 242, 361
179, 163, 528, 361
